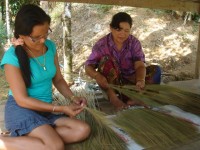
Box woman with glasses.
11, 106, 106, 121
85, 12, 161, 110
0, 4, 90, 150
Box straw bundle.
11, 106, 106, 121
53, 83, 127, 150
112, 108, 199, 149
71, 107, 127, 150
110, 84, 200, 115
70, 82, 99, 109
53, 79, 200, 149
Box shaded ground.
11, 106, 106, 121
67, 5, 199, 83
0, 5, 200, 149
0, 4, 199, 101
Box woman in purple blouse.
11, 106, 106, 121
85, 12, 161, 110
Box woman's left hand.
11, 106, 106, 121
72, 96, 87, 107
62, 104, 84, 117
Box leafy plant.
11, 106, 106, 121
0, 21, 6, 48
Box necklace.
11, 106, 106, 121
26, 46, 47, 71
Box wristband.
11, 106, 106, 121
137, 79, 145, 82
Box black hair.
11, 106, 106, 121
14, 4, 51, 87
110, 12, 132, 29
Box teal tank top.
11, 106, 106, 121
0, 39, 56, 103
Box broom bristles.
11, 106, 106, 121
113, 108, 199, 149
109, 84, 200, 115
72, 107, 128, 150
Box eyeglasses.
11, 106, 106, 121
29, 28, 52, 43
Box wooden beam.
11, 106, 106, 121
41, 0, 200, 13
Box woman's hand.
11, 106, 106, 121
72, 96, 87, 107
11, 38, 24, 47
136, 80, 145, 91
62, 103, 84, 117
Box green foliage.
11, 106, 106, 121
9, 0, 40, 17
150, 9, 171, 15
0, 20, 6, 51
192, 13, 200, 23
0, 69, 8, 102
49, 2, 64, 20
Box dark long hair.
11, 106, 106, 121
14, 4, 51, 87
110, 12, 132, 29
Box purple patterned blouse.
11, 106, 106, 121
85, 33, 145, 77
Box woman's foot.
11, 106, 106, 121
110, 97, 129, 111
126, 99, 148, 108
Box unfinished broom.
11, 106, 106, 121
53, 79, 200, 149
112, 108, 199, 149
53, 82, 128, 150
109, 84, 200, 115
71, 107, 128, 150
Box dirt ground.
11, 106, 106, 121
63, 4, 199, 83
0, 4, 199, 102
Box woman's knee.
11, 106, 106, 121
72, 121, 91, 142
75, 122, 91, 141
35, 134, 64, 150
79, 122, 91, 138
45, 137, 64, 150
28, 125, 65, 150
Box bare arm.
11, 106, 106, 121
4, 62, 83, 117
134, 61, 146, 81
85, 64, 99, 79
4, 64, 62, 112
134, 61, 146, 89
85, 64, 109, 90
53, 53, 87, 106
52, 53, 74, 99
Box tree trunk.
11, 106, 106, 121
62, 3, 73, 83
5, 0, 10, 44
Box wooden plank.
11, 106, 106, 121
41, 0, 200, 13
195, 23, 200, 79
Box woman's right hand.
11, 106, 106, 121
62, 103, 84, 117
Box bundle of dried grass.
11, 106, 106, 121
53, 83, 127, 150
113, 108, 199, 149
71, 107, 128, 150
110, 84, 200, 115
53, 80, 98, 108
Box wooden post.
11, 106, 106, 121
195, 4, 200, 79
62, 3, 73, 83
